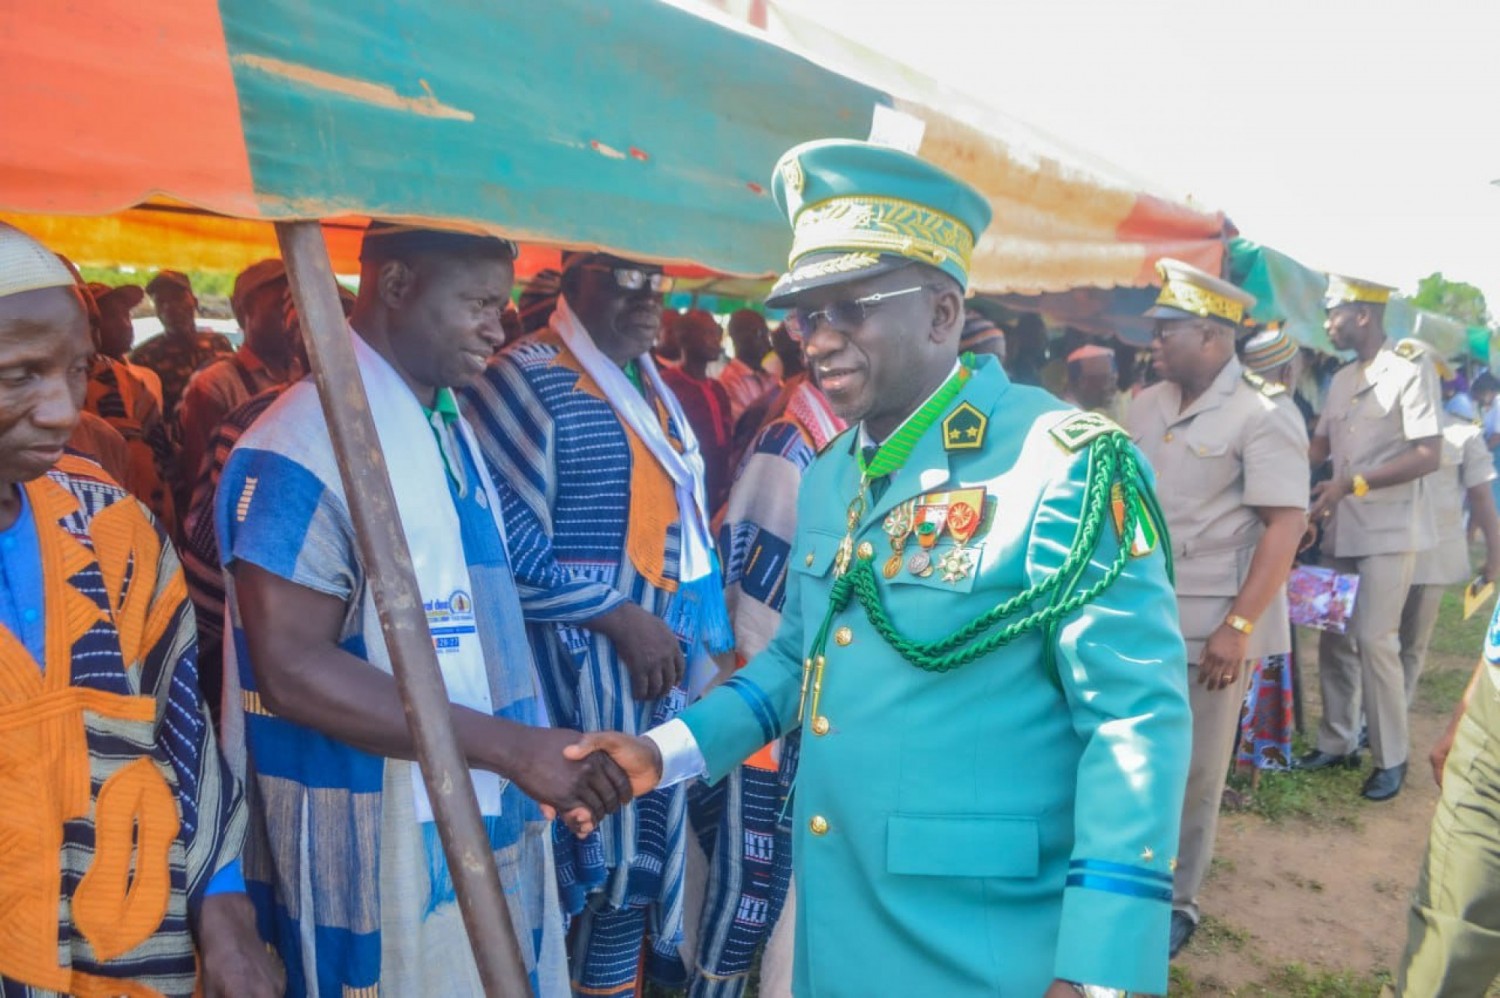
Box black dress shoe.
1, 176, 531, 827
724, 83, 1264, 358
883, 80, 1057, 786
1294, 749, 1361, 771
1362, 763, 1406, 801
1169, 910, 1197, 958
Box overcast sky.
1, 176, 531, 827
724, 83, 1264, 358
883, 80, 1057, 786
784, 0, 1500, 316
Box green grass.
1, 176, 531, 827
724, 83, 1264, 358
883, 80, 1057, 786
1424, 583, 1491, 662
1255, 963, 1393, 998
1225, 745, 1367, 829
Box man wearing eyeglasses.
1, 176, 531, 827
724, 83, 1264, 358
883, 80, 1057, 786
567, 140, 1192, 997
462, 251, 731, 996
1126, 259, 1309, 958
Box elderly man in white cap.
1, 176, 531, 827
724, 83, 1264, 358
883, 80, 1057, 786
0, 222, 279, 996
1126, 259, 1309, 957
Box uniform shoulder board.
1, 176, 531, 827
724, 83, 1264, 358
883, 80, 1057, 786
1394, 340, 1421, 362
1242, 370, 1286, 397
1049, 410, 1124, 453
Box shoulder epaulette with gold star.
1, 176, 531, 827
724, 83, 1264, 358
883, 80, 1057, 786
1242, 370, 1286, 397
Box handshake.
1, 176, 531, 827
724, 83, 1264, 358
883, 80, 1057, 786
511, 728, 669, 836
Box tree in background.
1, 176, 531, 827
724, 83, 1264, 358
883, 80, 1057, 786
1412, 272, 1491, 328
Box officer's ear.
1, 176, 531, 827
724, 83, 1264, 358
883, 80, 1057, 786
929, 274, 964, 345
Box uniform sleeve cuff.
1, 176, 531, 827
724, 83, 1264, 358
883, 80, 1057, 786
645, 719, 708, 788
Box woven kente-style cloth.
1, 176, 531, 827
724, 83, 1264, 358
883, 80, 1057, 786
691, 377, 844, 998
217, 358, 572, 997
180, 384, 286, 728
463, 328, 695, 994
0, 455, 244, 997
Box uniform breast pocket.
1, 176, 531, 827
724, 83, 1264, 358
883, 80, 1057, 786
887, 813, 1040, 879
1180, 436, 1237, 498
791, 529, 841, 617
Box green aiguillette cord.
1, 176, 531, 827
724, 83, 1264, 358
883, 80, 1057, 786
858, 356, 974, 479
801, 355, 976, 727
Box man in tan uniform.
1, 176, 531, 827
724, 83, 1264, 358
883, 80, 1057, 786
1128, 260, 1309, 958
1395, 338, 1500, 705
1299, 275, 1442, 802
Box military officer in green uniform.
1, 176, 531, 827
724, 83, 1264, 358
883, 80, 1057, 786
569, 139, 1192, 996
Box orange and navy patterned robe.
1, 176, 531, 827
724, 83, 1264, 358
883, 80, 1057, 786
0, 455, 245, 997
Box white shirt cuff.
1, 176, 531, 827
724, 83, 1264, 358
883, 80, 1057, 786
645, 719, 708, 788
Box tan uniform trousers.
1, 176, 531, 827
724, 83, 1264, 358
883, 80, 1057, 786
1400, 583, 1447, 709
1172, 592, 1255, 923
1396, 666, 1500, 996
1318, 552, 1416, 769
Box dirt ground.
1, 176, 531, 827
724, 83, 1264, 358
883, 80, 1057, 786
1172, 589, 1497, 996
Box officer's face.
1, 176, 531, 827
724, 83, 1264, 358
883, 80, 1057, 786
1150, 318, 1211, 384
796, 266, 962, 436
1324, 303, 1366, 351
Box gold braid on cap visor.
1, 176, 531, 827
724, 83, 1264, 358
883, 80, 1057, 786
1154, 280, 1245, 325
788, 196, 976, 276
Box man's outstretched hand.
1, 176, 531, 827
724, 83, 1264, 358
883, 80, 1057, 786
507, 727, 635, 837
564, 732, 664, 801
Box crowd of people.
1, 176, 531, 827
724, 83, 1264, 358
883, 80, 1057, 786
2, 136, 1498, 998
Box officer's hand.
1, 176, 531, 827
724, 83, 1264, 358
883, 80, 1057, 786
1198, 625, 1248, 691
1297, 520, 1320, 554
1429, 722, 1459, 788
565, 731, 664, 800
588, 602, 685, 701
510, 727, 634, 836
197, 893, 285, 997
1308, 476, 1349, 522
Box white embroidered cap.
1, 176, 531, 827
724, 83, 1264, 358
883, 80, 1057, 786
0, 222, 76, 300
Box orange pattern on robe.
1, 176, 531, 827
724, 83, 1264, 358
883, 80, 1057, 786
0, 455, 242, 998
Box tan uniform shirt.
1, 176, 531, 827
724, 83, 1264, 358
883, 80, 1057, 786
1129, 357, 1309, 659
1315, 342, 1441, 558
1413, 415, 1495, 586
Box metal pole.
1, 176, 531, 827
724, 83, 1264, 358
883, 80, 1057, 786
274, 221, 533, 997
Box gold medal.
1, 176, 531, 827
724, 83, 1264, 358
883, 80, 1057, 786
882, 500, 916, 580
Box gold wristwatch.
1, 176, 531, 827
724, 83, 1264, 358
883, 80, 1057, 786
1225, 613, 1255, 635
1351, 473, 1370, 497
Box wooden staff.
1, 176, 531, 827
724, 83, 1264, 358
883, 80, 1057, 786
274, 221, 532, 997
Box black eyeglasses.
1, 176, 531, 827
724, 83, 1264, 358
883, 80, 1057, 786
580, 265, 675, 294
784, 285, 932, 341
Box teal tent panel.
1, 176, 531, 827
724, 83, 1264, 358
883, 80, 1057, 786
1229, 238, 1333, 353
219, 0, 887, 276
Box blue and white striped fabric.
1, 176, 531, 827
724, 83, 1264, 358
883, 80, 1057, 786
463, 330, 692, 995
216, 357, 568, 998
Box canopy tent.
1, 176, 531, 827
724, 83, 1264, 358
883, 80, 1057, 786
1, 0, 1227, 297
1229, 238, 1475, 361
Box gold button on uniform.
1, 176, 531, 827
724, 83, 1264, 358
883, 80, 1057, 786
811, 715, 831, 736
856, 541, 875, 560
834, 626, 853, 646
1164, 432, 1173, 442
809, 815, 829, 836
804, 552, 815, 567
